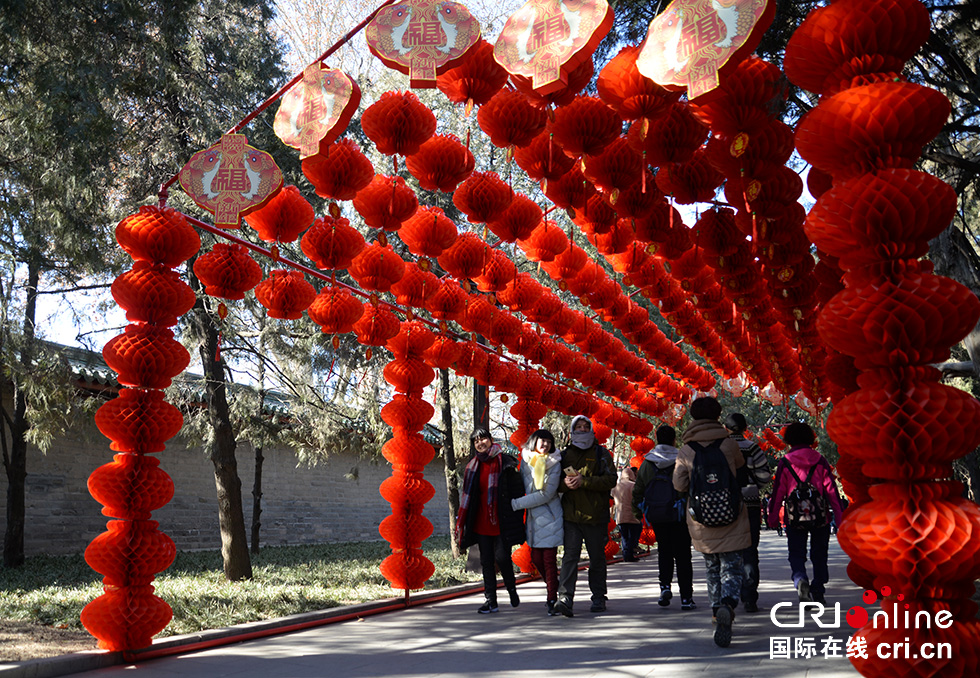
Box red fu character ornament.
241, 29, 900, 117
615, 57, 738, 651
365, 1, 481, 88
636, 0, 775, 100
178, 134, 283, 229
494, 0, 613, 94
274, 65, 361, 159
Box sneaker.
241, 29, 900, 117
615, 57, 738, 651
797, 579, 813, 603
478, 600, 499, 614
658, 586, 672, 607
714, 604, 733, 648
509, 589, 520, 608
680, 598, 697, 611
554, 598, 574, 617
743, 601, 759, 613
590, 599, 606, 613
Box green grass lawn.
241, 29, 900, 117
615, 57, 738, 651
0, 536, 480, 636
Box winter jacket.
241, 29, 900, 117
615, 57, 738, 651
457, 452, 526, 550
631, 444, 680, 521
511, 449, 564, 548
558, 442, 617, 524
611, 468, 640, 525
767, 446, 844, 529
673, 419, 751, 554
730, 433, 771, 505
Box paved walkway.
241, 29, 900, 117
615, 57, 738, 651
13, 531, 867, 678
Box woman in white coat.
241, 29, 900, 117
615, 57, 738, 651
511, 429, 564, 615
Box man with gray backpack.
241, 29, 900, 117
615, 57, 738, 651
673, 397, 750, 648
767, 423, 844, 606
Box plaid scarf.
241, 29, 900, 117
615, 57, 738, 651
457, 445, 502, 538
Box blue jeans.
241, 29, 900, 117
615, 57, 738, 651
786, 525, 831, 595
703, 551, 743, 611
618, 522, 641, 560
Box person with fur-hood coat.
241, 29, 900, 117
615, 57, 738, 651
511, 429, 563, 615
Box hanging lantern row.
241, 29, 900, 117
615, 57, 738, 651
784, 1, 980, 676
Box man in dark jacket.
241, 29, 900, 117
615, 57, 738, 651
553, 415, 617, 617
725, 412, 772, 613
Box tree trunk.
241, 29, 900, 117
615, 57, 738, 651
189, 269, 252, 581
439, 368, 461, 557
2, 261, 39, 567
251, 442, 263, 555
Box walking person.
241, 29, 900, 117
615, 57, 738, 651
674, 397, 751, 648
511, 429, 564, 615
767, 422, 844, 606
553, 415, 617, 617
632, 425, 696, 610
456, 428, 526, 614
724, 412, 772, 613
612, 465, 641, 562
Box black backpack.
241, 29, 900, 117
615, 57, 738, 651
781, 461, 829, 529
639, 463, 683, 524
688, 439, 742, 527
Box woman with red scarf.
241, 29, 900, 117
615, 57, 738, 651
456, 428, 526, 613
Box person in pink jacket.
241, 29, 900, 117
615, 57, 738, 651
767, 423, 844, 605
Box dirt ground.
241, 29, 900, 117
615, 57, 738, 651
0, 620, 98, 663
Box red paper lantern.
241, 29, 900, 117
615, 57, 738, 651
398, 206, 458, 258
477, 89, 548, 149
453, 340, 489, 378
382, 431, 436, 467
511, 542, 536, 574
497, 273, 544, 312
254, 269, 317, 320
349, 242, 406, 293
115, 205, 201, 267
380, 470, 435, 505
301, 138, 375, 200
487, 193, 542, 243
511, 58, 594, 109
353, 302, 401, 346
391, 261, 440, 307
379, 549, 435, 591
383, 358, 435, 395
111, 262, 195, 327
626, 102, 709, 167
242, 184, 314, 243
724, 165, 804, 219
486, 309, 522, 348
474, 249, 517, 293
424, 277, 468, 322
582, 136, 642, 194
606, 171, 663, 219
655, 148, 725, 205
103, 324, 190, 389
378, 512, 433, 551
300, 214, 366, 270
573, 193, 618, 236
591, 218, 634, 256
81, 585, 173, 651
85, 520, 175, 587
353, 175, 419, 231
405, 134, 475, 193
452, 171, 513, 224
518, 220, 568, 262
437, 231, 491, 280
95, 388, 183, 454
387, 320, 436, 358
88, 453, 173, 520
705, 121, 795, 178
307, 285, 364, 334
436, 39, 509, 107
692, 56, 787, 136
549, 96, 621, 158
514, 131, 576, 182
423, 333, 459, 369
541, 241, 588, 281
361, 90, 436, 156
597, 44, 681, 121
461, 294, 495, 336
542, 164, 595, 210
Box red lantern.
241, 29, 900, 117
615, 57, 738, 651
582, 136, 642, 194
301, 138, 375, 200
308, 285, 364, 334
607, 174, 664, 219
596, 44, 681, 120
655, 148, 725, 205
378, 512, 434, 551
379, 549, 435, 591
300, 214, 366, 270
383, 358, 435, 395
254, 270, 317, 320
103, 324, 190, 390
405, 134, 475, 193
474, 249, 517, 293
391, 261, 440, 307
477, 89, 548, 149
453, 340, 489, 378
352, 175, 419, 231
81, 585, 173, 651
452, 171, 513, 224
436, 38, 509, 108
348, 242, 406, 293
85, 520, 176, 587
116, 206, 200, 268
542, 164, 595, 210
487, 193, 542, 243
353, 302, 402, 346
549, 96, 621, 158
111, 262, 195, 327
95, 388, 183, 454
626, 102, 709, 167
361, 90, 436, 156
461, 294, 496, 336
424, 277, 468, 322
88, 453, 173, 520
437, 231, 491, 280
541, 241, 587, 281
518, 220, 568, 262
497, 273, 544, 311
423, 333, 459, 369
242, 184, 314, 243
387, 319, 437, 359
573, 193, 618, 235
513, 131, 576, 182
399, 206, 459, 258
